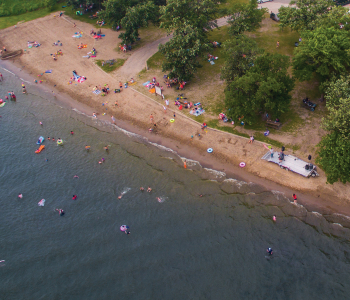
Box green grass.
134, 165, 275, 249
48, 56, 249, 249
95, 59, 126, 73
207, 119, 250, 138
147, 51, 165, 70
0, 0, 48, 17
0, 1, 63, 30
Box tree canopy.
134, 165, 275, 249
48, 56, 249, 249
278, 0, 334, 31
227, 0, 266, 36
225, 53, 294, 124
119, 1, 159, 45
316, 76, 350, 184
159, 0, 220, 80
292, 26, 350, 85
221, 35, 262, 83
159, 24, 209, 81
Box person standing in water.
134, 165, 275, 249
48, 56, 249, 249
267, 248, 273, 255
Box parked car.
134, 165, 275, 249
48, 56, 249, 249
303, 98, 317, 111
270, 12, 280, 22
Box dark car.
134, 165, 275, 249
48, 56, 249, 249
303, 98, 317, 111
270, 12, 280, 22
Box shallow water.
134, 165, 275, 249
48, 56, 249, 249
1, 67, 350, 300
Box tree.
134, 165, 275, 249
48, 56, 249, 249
225, 53, 294, 124
316, 76, 350, 184
119, 1, 159, 45
227, 0, 266, 36
221, 35, 262, 83
159, 24, 209, 81
159, 0, 220, 80
160, 0, 220, 35
99, 0, 131, 28
278, 0, 334, 31
292, 26, 350, 85
67, 0, 93, 9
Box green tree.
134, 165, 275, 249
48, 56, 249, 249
221, 35, 262, 83
292, 26, 350, 85
225, 53, 294, 124
317, 76, 350, 184
159, 24, 209, 81
99, 0, 131, 28
46, 0, 57, 11
278, 0, 334, 31
160, 0, 220, 35
227, 0, 266, 36
119, 1, 159, 45
67, 0, 93, 9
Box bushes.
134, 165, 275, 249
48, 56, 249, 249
0, 0, 53, 17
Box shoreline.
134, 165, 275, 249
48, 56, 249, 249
2, 59, 350, 226
0, 13, 349, 222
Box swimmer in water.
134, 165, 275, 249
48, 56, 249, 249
55, 209, 65, 216
70, 131, 74, 135
147, 187, 152, 192
267, 248, 273, 255
18, 194, 23, 199
52, 138, 55, 141
101, 158, 105, 162
99, 161, 102, 164
85, 145, 90, 151
48, 137, 50, 140
73, 175, 79, 178
140, 187, 144, 191
125, 230, 130, 235
40, 122, 43, 125
273, 215, 277, 222
118, 195, 122, 199
199, 194, 203, 197
72, 195, 77, 200
104, 145, 109, 151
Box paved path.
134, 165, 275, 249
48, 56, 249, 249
118, 1, 290, 78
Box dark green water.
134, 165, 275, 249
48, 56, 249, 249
1, 67, 350, 300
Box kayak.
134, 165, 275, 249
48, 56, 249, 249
35, 145, 45, 154
36, 136, 45, 145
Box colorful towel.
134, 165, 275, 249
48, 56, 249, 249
72, 34, 82, 38
128, 81, 137, 86
149, 88, 155, 94
143, 81, 150, 86
93, 90, 101, 95
45, 70, 52, 73
210, 61, 215, 65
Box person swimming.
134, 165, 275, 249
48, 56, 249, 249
104, 145, 109, 151
147, 187, 152, 193
18, 194, 23, 199
70, 131, 74, 135
48, 137, 50, 140
73, 175, 79, 178
101, 158, 105, 162
85, 145, 90, 150
72, 195, 77, 200
52, 138, 55, 141
55, 209, 65, 216
118, 195, 122, 199
125, 230, 130, 235
140, 187, 144, 191
273, 215, 277, 222
267, 248, 273, 255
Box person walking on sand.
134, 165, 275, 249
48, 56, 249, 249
249, 135, 254, 144
163, 105, 167, 113
293, 193, 297, 203
0, 73, 3, 81
165, 99, 169, 107
119, 81, 123, 89
111, 116, 116, 124
73, 23, 76, 27
150, 114, 154, 123
276, 41, 279, 48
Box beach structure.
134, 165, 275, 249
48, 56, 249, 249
261, 151, 319, 178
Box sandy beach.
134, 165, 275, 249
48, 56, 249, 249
1, 12, 350, 217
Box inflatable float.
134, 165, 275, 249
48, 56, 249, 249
0, 102, 5, 108
207, 148, 213, 153
57, 139, 63, 145
38, 199, 45, 206
35, 145, 45, 154
239, 162, 246, 168
120, 225, 129, 232
36, 136, 44, 145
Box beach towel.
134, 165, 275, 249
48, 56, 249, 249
194, 102, 201, 106
45, 70, 52, 73
72, 34, 82, 38
93, 35, 102, 39
128, 81, 137, 86
149, 88, 155, 94
210, 61, 215, 65
143, 81, 150, 86
93, 90, 101, 95
193, 109, 205, 116
82, 55, 90, 58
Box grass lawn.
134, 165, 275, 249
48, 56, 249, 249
95, 59, 126, 73
0, 1, 63, 30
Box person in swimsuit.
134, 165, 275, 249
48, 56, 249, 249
147, 187, 152, 192
72, 195, 77, 200
140, 187, 144, 191
267, 248, 273, 255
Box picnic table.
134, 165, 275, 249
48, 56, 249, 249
266, 120, 282, 129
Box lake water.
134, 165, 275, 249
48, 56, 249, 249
1, 66, 350, 300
